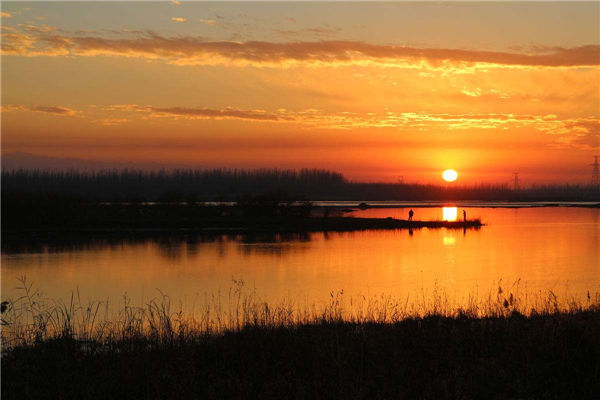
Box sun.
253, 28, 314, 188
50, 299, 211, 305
442, 169, 458, 182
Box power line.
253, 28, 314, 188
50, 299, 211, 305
592, 156, 599, 187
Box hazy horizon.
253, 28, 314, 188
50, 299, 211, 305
3, 151, 600, 189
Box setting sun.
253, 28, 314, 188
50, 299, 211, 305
442, 169, 458, 182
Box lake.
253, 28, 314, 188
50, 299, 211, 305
2, 206, 599, 311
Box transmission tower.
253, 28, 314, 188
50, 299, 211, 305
592, 156, 600, 188
512, 172, 520, 190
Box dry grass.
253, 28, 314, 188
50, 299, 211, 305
2, 277, 599, 399
2, 276, 598, 350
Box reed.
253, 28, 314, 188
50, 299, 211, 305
2, 277, 599, 399
2, 276, 598, 350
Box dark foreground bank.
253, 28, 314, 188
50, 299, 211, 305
3, 310, 599, 400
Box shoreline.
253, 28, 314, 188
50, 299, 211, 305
2, 303, 598, 399
2, 216, 483, 233
92, 201, 600, 208
315, 201, 600, 209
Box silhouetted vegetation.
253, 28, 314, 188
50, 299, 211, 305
2, 185, 482, 249
3, 168, 599, 202
1, 168, 346, 202
1, 190, 311, 231
235, 192, 313, 217
1, 280, 599, 400
1, 208, 481, 252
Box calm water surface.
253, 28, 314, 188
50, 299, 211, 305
2, 207, 599, 308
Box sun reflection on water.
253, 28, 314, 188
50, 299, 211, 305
442, 207, 458, 221
1, 208, 599, 317
442, 236, 456, 246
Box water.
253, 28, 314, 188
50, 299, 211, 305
2, 207, 599, 309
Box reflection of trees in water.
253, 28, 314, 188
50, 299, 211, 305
2, 236, 139, 255
236, 232, 312, 256
2, 231, 317, 258
155, 237, 185, 260
2, 224, 483, 256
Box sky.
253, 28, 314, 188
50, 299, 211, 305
1, 1, 599, 184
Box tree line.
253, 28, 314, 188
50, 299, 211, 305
2, 168, 598, 202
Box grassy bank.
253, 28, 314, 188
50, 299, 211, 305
2, 282, 599, 399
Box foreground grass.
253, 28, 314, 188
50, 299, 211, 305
2, 282, 599, 399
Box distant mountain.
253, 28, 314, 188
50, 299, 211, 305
1, 152, 183, 171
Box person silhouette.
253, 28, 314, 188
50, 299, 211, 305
408, 209, 414, 221
463, 209, 467, 222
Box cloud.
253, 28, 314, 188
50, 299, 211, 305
293, 112, 599, 149
1, 104, 76, 115
199, 19, 216, 26
538, 117, 599, 149
29, 105, 76, 115
275, 25, 342, 39
107, 104, 291, 122
5, 99, 593, 148
0, 105, 26, 112
1, 11, 12, 18
104, 28, 145, 36
104, 104, 146, 112
148, 106, 288, 121
171, 17, 186, 23
3, 27, 598, 69
21, 24, 60, 33
92, 118, 131, 126
461, 88, 482, 97
103, 103, 598, 147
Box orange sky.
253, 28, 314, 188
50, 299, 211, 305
1, 2, 599, 184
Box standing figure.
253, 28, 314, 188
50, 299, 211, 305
463, 209, 467, 222
408, 209, 414, 221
